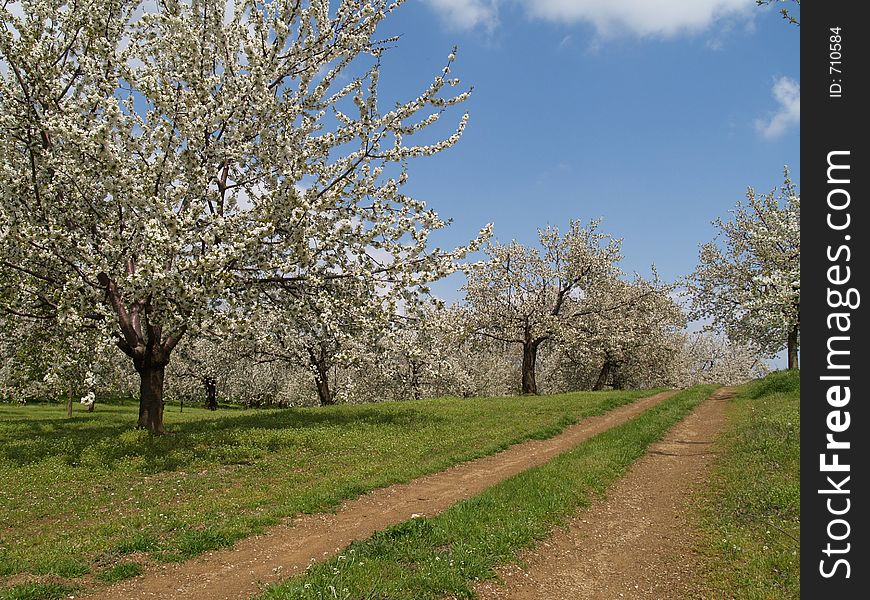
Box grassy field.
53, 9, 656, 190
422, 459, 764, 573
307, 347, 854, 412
259, 385, 717, 600
696, 370, 800, 599
0, 388, 658, 597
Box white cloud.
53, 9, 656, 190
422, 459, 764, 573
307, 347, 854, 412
424, 0, 499, 31
524, 0, 753, 38
424, 0, 754, 38
755, 76, 800, 140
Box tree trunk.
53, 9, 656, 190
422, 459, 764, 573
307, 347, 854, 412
136, 362, 166, 434
97, 271, 186, 434
593, 360, 611, 391
612, 369, 626, 390
787, 323, 800, 370
313, 361, 334, 405
521, 341, 538, 395
86, 400, 95, 412
410, 361, 422, 401
203, 377, 218, 410
66, 395, 73, 418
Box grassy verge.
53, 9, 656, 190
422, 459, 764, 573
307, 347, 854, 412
0, 388, 658, 594
260, 385, 716, 600
696, 370, 800, 598
0, 581, 78, 600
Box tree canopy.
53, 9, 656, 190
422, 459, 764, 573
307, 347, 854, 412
687, 169, 800, 368
0, 0, 487, 431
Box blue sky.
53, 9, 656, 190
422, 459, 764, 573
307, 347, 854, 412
369, 0, 800, 301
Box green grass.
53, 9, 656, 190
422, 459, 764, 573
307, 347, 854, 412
259, 385, 717, 600
0, 388, 658, 594
696, 370, 800, 599
0, 582, 77, 600
95, 561, 143, 583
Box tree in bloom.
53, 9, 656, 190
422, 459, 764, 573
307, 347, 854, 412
243, 276, 388, 406
553, 274, 684, 390
462, 220, 622, 394
342, 302, 520, 402
369, 302, 462, 401
164, 334, 235, 409
686, 170, 800, 369
669, 331, 769, 386
0, 313, 110, 414
164, 334, 303, 408
0, 0, 486, 432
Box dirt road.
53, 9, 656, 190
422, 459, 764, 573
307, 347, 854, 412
474, 387, 736, 600
82, 390, 678, 600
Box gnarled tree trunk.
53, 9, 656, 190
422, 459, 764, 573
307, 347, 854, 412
787, 322, 799, 370
203, 376, 218, 410
521, 340, 539, 395
307, 341, 337, 406
593, 360, 612, 391
313, 358, 334, 405
135, 358, 167, 434
98, 272, 185, 435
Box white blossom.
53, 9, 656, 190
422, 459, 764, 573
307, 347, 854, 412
686, 168, 800, 368
0, 0, 487, 431
462, 219, 625, 394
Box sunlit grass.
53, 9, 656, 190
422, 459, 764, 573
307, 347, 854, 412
260, 385, 716, 599
0, 581, 77, 600
0, 388, 656, 594
696, 370, 800, 598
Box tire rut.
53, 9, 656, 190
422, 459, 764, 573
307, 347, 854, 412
82, 390, 678, 600
474, 387, 737, 600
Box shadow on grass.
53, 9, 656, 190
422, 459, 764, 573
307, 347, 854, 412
1, 404, 434, 474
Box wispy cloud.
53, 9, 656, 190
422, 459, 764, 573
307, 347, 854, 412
424, 0, 499, 32
755, 76, 800, 139
525, 0, 753, 38
423, 0, 754, 38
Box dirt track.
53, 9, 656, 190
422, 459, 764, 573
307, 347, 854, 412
81, 390, 677, 600
474, 387, 736, 600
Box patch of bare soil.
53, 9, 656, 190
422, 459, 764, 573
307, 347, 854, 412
80, 390, 677, 600
474, 387, 736, 600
